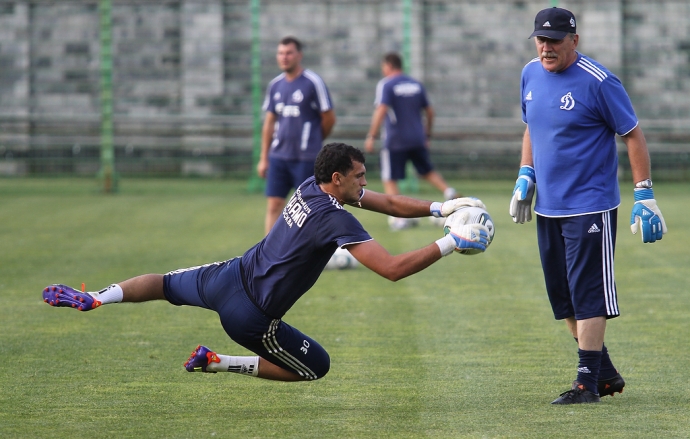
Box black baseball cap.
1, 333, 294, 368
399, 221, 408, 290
529, 7, 576, 39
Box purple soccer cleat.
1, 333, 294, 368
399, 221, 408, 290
184, 345, 220, 373
42, 284, 101, 311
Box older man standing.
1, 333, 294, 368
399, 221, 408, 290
510, 7, 667, 404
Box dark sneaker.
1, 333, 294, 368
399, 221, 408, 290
599, 373, 625, 397
184, 345, 220, 373
43, 284, 101, 311
551, 381, 601, 405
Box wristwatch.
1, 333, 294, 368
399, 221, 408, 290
635, 179, 653, 189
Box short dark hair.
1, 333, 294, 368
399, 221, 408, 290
280, 36, 302, 52
383, 52, 403, 70
314, 143, 366, 184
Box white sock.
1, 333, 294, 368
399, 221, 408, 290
208, 354, 260, 376
444, 187, 457, 200
90, 284, 123, 305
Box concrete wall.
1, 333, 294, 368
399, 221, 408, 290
0, 0, 688, 176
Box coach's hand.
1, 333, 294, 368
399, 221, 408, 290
430, 197, 486, 218
630, 188, 668, 243
509, 165, 536, 224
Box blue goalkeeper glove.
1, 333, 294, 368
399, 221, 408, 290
451, 224, 490, 252
630, 188, 668, 243
509, 165, 536, 224
435, 224, 490, 256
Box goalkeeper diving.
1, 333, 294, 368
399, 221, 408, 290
43, 142, 489, 382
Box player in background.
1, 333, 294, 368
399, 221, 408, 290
510, 7, 668, 404
43, 143, 490, 382
257, 36, 336, 235
364, 52, 457, 230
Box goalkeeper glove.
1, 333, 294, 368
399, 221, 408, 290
430, 197, 486, 218
509, 165, 536, 224
435, 224, 490, 256
630, 188, 668, 243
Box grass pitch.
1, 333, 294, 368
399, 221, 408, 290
1, 178, 689, 438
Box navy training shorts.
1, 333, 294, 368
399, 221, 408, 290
536, 209, 619, 321
265, 157, 315, 198
163, 258, 330, 379
380, 146, 434, 181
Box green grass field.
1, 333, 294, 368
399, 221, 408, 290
1, 178, 689, 438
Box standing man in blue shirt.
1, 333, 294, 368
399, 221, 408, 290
365, 53, 456, 230
43, 143, 490, 382
258, 36, 336, 235
510, 7, 667, 404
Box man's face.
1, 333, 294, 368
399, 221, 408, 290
276, 43, 302, 74
381, 62, 393, 77
535, 34, 578, 73
337, 161, 368, 204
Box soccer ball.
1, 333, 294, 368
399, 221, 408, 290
325, 247, 359, 270
443, 206, 495, 255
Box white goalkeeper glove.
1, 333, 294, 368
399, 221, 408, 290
630, 188, 668, 243
430, 197, 486, 218
435, 224, 490, 256
509, 165, 536, 224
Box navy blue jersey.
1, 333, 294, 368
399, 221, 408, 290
521, 53, 638, 217
241, 176, 372, 318
375, 74, 429, 151
263, 69, 333, 161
